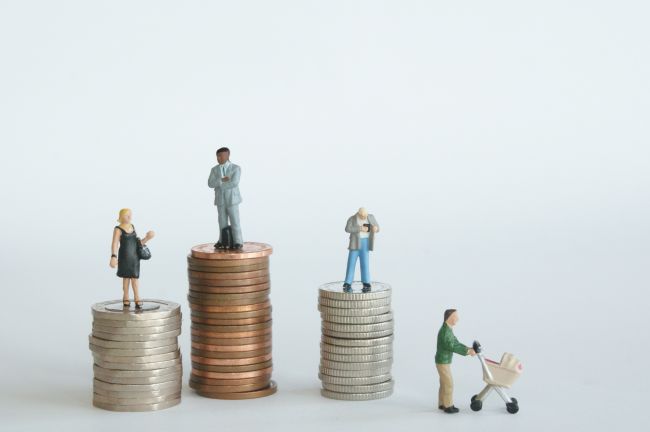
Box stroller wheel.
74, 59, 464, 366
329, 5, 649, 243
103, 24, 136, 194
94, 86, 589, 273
470, 395, 482, 412
506, 397, 519, 414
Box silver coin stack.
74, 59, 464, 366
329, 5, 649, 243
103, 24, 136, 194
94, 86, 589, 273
318, 282, 394, 400
89, 299, 183, 411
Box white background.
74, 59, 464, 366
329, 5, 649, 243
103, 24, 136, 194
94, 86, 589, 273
1, 1, 648, 431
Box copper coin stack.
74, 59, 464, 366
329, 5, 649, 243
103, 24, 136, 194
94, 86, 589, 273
187, 242, 277, 399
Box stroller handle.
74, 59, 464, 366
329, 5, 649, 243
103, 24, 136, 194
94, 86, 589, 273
472, 340, 482, 354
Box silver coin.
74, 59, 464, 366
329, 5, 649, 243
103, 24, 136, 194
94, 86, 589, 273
318, 297, 391, 309
318, 305, 391, 317
321, 351, 393, 363
319, 366, 391, 378
93, 378, 181, 392
89, 335, 178, 349
93, 372, 181, 385
318, 282, 391, 300
89, 343, 178, 357
91, 329, 181, 342
321, 342, 392, 355
93, 397, 180, 412
320, 312, 393, 325
94, 385, 182, 399
94, 391, 181, 405
92, 299, 181, 321
322, 380, 394, 394
322, 321, 393, 333
94, 357, 182, 371
92, 350, 180, 364
321, 388, 393, 401
321, 335, 394, 347
320, 359, 392, 371
92, 315, 182, 328
93, 322, 181, 334
321, 328, 393, 339
93, 364, 182, 378
318, 372, 392, 385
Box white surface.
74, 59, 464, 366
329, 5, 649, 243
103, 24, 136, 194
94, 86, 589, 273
0, 1, 648, 431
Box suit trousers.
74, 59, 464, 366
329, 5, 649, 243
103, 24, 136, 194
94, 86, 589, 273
436, 363, 454, 408
217, 204, 242, 244
344, 237, 370, 284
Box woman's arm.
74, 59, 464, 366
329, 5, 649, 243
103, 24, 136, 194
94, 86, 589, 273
141, 230, 155, 245
109, 228, 120, 268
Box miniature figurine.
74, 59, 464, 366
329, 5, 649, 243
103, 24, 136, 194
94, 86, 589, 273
469, 341, 522, 414
109, 208, 155, 309
435, 309, 476, 413
343, 207, 379, 293
208, 147, 243, 250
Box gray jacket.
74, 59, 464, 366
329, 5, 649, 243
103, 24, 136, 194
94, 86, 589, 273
208, 163, 242, 207
346, 214, 379, 251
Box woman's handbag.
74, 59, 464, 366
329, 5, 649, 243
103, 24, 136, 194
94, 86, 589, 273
137, 239, 152, 260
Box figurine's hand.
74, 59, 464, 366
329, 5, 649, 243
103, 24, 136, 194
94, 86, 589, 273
468, 349, 476, 356
109, 257, 117, 268
360, 226, 369, 233
372, 226, 379, 233
145, 230, 155, 240
222, 176, 230, 182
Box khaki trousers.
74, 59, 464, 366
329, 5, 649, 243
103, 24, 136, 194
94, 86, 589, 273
436, 363, 454, 408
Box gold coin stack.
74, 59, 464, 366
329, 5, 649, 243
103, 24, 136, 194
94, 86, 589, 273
89, 299, 183, 412
187, 242, 277, 399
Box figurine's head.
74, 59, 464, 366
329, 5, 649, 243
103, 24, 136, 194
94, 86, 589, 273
444, 309, 458, 326
357, 207, 368, 218
117, 208, 132, 224
216, 147, 230, 165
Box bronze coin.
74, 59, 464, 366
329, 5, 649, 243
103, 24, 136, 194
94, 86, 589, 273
191, 307, 272, 319
187, 255, 269, 267
192, 340, 271, 352
190, 375, 270, 388
188, 269, 270, 280
192, 334, 272, 345
190, 243, 273, 260
187, 294, 269, 306
191, 347, 272, 358
188, 301, 270, 313
195, 381, 277, 399
188, 277, 270, 287
189, 282, 270, 294
191, 366, 272, 380
191, 327, 272, 339
192, 321, 272, 333
190, 315, 272, 326
188, 290, 270, 300
191, 360, 272, 373
188, 262, 269, 273
191, 352, 272, 365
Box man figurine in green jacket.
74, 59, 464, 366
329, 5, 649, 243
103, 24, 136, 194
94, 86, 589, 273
435, 309, 475, 413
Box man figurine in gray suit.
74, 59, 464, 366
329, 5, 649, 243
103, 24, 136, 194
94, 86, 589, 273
343, 207, 380, 293
208, 147, 243, 250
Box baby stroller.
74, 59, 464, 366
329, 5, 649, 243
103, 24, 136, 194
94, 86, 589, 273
470, 341, 522, 414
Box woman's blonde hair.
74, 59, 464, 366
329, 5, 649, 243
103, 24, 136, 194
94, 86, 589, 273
117, 208, 132, 222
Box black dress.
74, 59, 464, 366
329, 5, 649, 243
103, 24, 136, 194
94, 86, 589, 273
116, 225, 140, 279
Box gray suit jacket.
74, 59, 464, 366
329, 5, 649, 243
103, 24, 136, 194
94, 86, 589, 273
208, 163, 242, 207
346, 214, 379, 251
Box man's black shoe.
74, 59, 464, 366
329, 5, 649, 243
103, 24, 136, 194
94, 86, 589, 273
214, 242, 224, 249
362, 283, 372, 293
443, 406, 459, 414
342, 283, 352, 293
231, 243, 243, 250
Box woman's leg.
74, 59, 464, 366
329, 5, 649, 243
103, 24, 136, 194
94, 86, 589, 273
132, 278, 141, 304
122, 278, 130, 302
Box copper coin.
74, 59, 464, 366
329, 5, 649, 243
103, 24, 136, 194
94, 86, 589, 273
191, 352, 272, 365
191, 334, 271, 345
196, 381, 277, 399
188, 290, 270, 300
189, 301, 270, 313
187, 255, 269, 267
189, 381, 268, 393
191, 366, 272, 380
191, 327, 272, 338
188, 269, 269, 280
189, 282, 270, 294
191, 307, 272, 319
190, 242, 273, 260
191, 347, 272, 359
190, 315, 272, 326
188, 277, 270, 287
191, 360, 272, 373
190, 375, 270, 388
188, 265, 269, 274
192, 340, 271, 352
192, 321, 272, 333
187, 294, 269, 306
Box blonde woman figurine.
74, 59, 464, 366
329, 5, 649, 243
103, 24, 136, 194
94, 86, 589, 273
109, 209, 155, 309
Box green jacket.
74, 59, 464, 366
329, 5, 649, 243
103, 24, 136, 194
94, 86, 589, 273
435, 323, 468, 364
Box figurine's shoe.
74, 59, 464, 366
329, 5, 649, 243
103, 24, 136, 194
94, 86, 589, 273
342, 283, 352, 293
135, 301, 143, 310
231, 243, 243, 250
443, 406, 459, 414
214, 242, 224, 249
362, 283, 372, 293
122, 300, 131, 307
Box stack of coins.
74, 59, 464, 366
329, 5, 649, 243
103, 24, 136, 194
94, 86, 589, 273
318, 282, 394, 401
89, 300, 182, 411
187, 242, 277, 399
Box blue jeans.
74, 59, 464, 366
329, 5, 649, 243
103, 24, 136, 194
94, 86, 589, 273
344, 238, 370, 284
